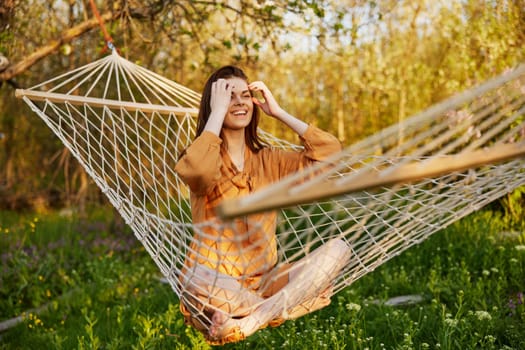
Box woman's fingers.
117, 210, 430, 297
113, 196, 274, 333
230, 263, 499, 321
211, 79, 232, 104
249, 82, 270, 104
249, 81, 282, 117
213, 79, 232, 96
248, 81, 268, 95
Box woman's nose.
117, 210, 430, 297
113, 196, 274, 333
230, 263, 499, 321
232, 94, 243, 105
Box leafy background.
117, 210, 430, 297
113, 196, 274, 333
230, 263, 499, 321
1, 0, 524, 212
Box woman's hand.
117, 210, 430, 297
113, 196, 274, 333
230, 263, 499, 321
204, 79, 233, 135
210, 79, 233, 119
248, 81, 285, 120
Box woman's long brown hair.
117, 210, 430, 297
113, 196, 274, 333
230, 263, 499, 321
195, 66, 266, 153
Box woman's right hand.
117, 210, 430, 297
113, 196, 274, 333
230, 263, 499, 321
203, 79, 233, 135
210, 79, 233, 120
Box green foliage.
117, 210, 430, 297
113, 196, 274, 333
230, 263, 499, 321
0, 208, 524, 349
0, 31, 13, 54
499, 186, 525, 226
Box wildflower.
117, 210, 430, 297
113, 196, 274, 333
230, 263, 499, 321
482, 270, 490, 276
474, 310, 492, 321
484, 335, 496, 343
509, 299, 516, 316
509, 292, 524, 316
444, 318, 458, 327
517, 292, 524, 304
510, 258, 518, 263
38, 275, 44, 282
515, 245, 525, 251
490, 267, 499, 274
345, 302, 361, 312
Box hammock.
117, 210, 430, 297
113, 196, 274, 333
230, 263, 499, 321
16, 50, 525, 344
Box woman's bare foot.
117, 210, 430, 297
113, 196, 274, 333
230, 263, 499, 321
207, 309, 250, 344
208, 305, 271, 342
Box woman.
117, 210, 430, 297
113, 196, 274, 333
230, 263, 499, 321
175, 66, 350, 344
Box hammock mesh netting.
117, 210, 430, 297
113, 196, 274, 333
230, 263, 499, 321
16, 50, 525, 343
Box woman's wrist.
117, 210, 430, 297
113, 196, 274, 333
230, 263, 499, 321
271, 107, 288, 120
203, 111, 225, 136
277, 110, 308, 136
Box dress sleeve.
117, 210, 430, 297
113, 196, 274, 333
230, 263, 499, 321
274, 124, 342, 179
175, 131, 223, 195
300, 124, 342, 160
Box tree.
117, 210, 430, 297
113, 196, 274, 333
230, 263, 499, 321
1, 0, 524, 211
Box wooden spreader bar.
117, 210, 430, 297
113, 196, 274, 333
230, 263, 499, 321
15, 89, 198, 116
217, 141, 525, 219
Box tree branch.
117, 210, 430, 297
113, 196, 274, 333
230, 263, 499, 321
0, 11, 119, 83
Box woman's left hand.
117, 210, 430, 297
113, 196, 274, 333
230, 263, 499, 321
248, 81, 285, 119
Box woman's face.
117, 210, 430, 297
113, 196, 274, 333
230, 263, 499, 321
221, 77, 253, 131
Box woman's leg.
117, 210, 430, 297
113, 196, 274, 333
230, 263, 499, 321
180, 263, 265, 342
208, 238, 351, 341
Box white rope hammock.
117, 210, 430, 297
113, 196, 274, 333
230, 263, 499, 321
16, 50, 525, 344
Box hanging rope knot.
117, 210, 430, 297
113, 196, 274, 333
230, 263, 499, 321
88, 0, 117, 53
106, 40, 115, 52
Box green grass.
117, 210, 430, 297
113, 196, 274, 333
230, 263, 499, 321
0, 208, 524, 349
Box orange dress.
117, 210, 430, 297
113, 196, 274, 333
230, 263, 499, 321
175, 125, 341, 337
175, 125, 342, 288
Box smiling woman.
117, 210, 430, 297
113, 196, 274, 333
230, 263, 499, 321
174, 65, 348, 344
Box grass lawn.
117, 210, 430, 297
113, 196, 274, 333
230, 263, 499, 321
0, 207, 524, 349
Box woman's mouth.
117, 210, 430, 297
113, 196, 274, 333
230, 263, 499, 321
231, 110, 248, 117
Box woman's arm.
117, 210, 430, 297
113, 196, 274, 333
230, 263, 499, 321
176, 79, 233, 194
249, 81, 341, 177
